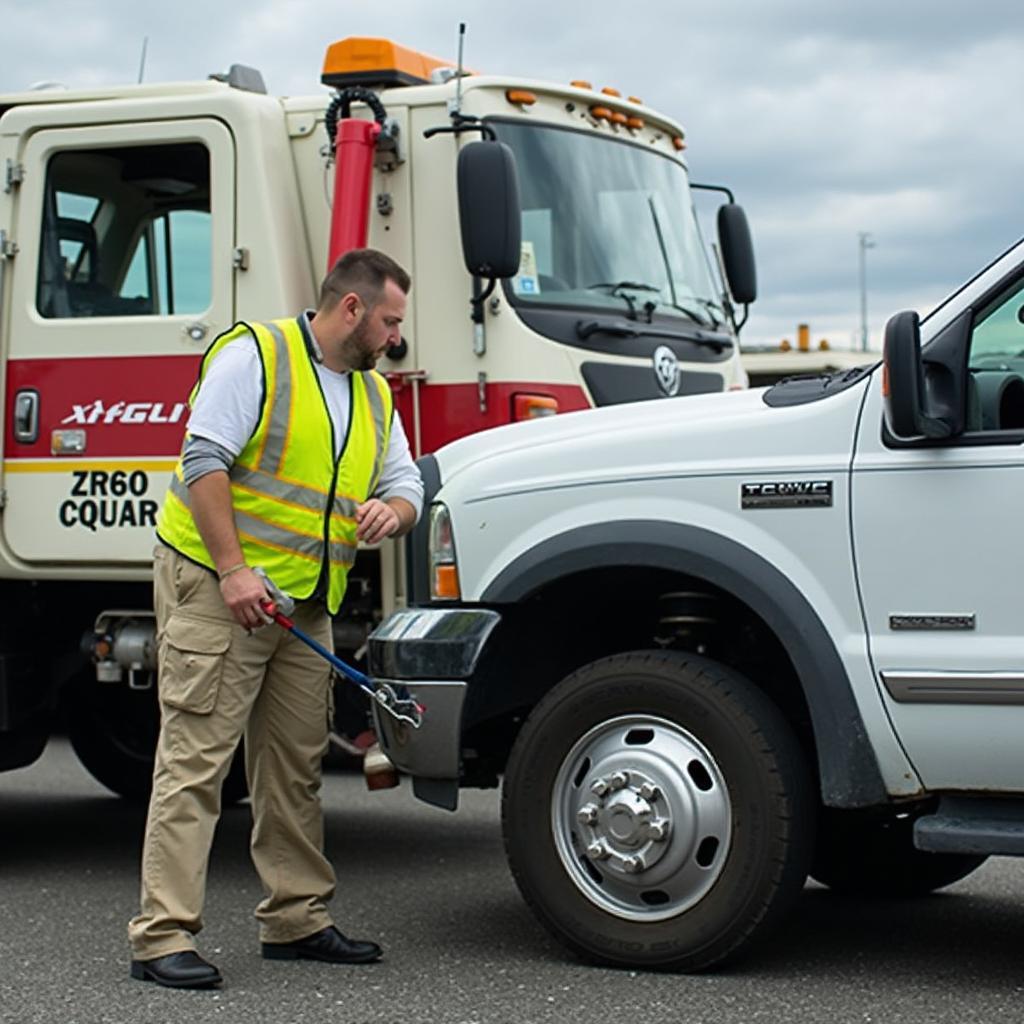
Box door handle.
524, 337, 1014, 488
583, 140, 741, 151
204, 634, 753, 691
13, 388, 39, 443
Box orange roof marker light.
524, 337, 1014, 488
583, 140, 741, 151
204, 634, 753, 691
672, 135, 686, 151
570, 80, 593, 90
626, 116, 645, 130
322, 37, 464, 89
628, 95, 644, 105
610, 111, 628, 125
506, 89, 537, 106
601, 86, 622, 97
589, 105, 613, 122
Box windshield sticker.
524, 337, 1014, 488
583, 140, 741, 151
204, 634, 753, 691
513, 241, 540, 296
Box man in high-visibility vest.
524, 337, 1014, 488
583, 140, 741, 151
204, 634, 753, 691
128, 249, 423, 990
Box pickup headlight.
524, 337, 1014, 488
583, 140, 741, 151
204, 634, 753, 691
428, 502, 461, 600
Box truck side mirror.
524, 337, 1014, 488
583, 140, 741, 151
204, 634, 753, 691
883, 310, 957, 440
717, 203, 756, 305
457, 141, 521, 280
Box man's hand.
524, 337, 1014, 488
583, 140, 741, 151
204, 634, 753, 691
219, 567, 274, 629
355, 498, 402, 544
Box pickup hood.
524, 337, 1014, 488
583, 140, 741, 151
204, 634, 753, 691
434, 370, 876, 501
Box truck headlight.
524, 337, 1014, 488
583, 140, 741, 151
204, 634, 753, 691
429, 502, 461, 600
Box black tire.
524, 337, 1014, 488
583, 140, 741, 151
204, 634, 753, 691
502, 650, 814, 972
65, 672, 247, 804
811, 810, 987, 896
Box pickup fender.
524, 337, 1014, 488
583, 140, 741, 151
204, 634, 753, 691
480, 520, 888, 808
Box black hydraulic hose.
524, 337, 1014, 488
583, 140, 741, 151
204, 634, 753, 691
325, 87, 387, 150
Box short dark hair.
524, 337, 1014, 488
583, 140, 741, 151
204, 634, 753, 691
318, 248, 411, 312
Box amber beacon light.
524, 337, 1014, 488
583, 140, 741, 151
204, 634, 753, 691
321, 37, 460, 88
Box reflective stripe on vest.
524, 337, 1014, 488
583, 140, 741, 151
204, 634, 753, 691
157, 317, 393, 613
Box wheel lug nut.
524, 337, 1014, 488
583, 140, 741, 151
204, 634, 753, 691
587, 841, 609, 860
609, 771, 628, 790
648, 820, 670, 842
639, 782, 660, 801
623, 855, 644, 874
590, 778, 610, 797
577, 804, 599, 825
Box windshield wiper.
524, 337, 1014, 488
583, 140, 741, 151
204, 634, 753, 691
585, 280, 661, 320
587, 280, 661, 293
694, 297, 725, 327
657, 299, 715, 328
576, 318, 733, 353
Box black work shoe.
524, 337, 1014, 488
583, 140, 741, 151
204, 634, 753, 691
262, 925, 382, 964
130, 950, 223, 989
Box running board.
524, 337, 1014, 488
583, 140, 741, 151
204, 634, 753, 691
914, 796, 1024, 856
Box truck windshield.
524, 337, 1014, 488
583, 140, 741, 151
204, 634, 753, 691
491, 120, 721, 326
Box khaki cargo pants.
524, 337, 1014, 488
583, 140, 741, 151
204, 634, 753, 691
128, 545, 337, 959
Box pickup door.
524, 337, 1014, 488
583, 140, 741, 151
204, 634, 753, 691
0, 114, 235, 565
852, 270, 1024, 791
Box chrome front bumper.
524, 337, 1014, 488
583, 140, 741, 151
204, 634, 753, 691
367, 607, 500, 810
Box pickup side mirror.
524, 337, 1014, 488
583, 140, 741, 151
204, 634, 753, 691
883, 309, 959, 440
717, 203, 756, 305
456, 141, 521, 279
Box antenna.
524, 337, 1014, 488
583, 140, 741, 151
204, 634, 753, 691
452, 22, 466, 118
137, 36, 149, 84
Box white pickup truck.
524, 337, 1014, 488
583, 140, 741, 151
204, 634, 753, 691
367, 236, 1024, 971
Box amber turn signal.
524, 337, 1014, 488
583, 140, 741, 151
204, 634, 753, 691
513, 394, 559, 421
432, 564, 461, 600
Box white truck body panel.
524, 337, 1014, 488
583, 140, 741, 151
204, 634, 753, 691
434, 378, 925, 797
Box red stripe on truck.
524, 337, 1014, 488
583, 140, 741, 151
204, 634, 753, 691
5, 356, 591, 460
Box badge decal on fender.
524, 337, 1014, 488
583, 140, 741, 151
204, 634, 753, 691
741, 480, 833, 509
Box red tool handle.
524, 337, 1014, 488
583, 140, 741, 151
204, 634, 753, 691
260, 599, 294, 629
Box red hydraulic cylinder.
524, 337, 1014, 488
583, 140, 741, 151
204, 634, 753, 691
327, 119, 382, 269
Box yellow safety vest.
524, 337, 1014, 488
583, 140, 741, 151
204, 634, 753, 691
157, 318, 393, 614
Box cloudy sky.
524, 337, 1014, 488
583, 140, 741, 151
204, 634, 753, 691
3, 0, 1021, 350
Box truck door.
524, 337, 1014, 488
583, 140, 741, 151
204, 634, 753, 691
852, 272, 1024, 792
1, 117, 235, 564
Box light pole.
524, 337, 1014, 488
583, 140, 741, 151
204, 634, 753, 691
858, 231, 876, 351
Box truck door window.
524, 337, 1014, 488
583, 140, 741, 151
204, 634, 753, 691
966, 278, 1024, 432
119, 208, 211, 315
36, 142, 211, 320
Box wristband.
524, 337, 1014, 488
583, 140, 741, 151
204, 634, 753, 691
217, 562, 248, 581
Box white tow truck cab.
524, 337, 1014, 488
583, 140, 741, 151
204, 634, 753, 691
369, 234, 1024, 970
0, 39, 756, 796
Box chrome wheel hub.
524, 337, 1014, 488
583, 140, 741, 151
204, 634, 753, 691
552, 714, 732, 921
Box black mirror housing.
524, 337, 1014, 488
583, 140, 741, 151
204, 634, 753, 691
717, 203, 756, 305
883, 310, 959, 440
457, 141, 521, 280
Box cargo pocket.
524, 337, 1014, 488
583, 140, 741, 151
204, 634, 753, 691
158, 615, 232, 715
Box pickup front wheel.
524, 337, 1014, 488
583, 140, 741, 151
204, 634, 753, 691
502, 650, 813, 971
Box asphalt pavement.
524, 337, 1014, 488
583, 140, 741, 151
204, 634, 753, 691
1, 738, 1023, 1024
